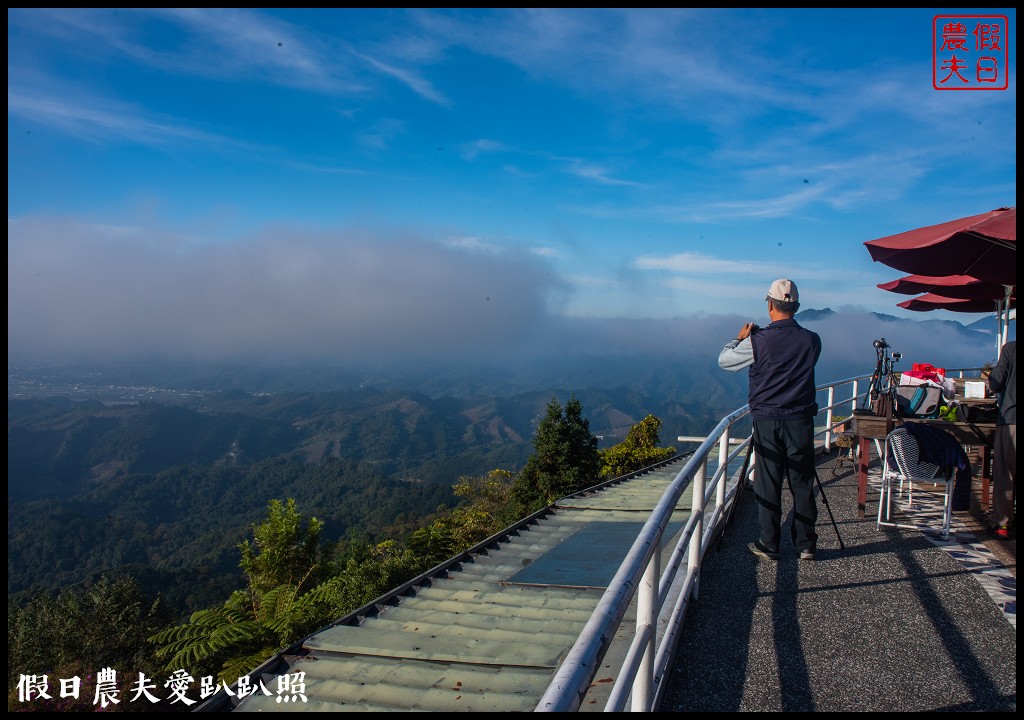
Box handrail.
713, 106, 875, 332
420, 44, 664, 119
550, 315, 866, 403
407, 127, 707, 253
536, 365, 983, 712
535, 404, 751, 711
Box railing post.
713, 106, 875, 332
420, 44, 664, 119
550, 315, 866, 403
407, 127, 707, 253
688, 460, 707, 602
632, 548, 659, 711
851, 379, 860, 416
825, 386, 835, 451
717, 429, 731, 513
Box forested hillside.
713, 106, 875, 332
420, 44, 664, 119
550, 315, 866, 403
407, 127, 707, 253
8, 458, 454, 612
7, 378, 739, 618
8, 390, 687, 710
8, 397, 302, 501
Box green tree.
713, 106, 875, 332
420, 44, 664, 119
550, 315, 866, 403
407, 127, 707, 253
300, 537, 426, 628
407, 469, 520, 564
238, 498, 326, 599
513, 395, 600, 511
449, 468, 519, 543
599, 414, 677, 479
407, 519, 460, 565
8, 576, 169, 712
150, 498, 332, 684
562, 396, 602, 490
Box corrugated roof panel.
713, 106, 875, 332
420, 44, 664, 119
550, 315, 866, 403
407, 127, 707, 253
216, 455, 696, 713
305, 623, 573, 667
406, 595, 596, 622
377, 607, 588, 636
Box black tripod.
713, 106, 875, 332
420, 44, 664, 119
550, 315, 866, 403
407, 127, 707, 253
813, 467, 845, 551
866, 338, 900, 415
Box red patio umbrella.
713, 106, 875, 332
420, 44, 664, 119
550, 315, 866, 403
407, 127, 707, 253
896, 292, 1016, 313
877, 274, 1013, 301
864, 207, 1016, 285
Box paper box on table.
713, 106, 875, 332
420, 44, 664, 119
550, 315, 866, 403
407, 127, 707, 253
963, 381, 987, 399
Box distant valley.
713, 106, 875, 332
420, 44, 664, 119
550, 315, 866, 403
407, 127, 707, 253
7, 364, 739, 616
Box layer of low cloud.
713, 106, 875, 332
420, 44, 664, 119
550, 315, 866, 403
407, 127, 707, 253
8, 217, 1001, 380
7, 218, 563, 363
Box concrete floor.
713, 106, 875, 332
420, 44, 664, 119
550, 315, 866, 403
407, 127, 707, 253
658, 444, 1016, 712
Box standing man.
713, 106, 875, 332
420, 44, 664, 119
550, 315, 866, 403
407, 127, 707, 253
719, 279, 822, 561
987, 340, 1016, 539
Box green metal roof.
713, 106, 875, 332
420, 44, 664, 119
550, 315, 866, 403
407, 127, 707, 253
198, 456, 695, 712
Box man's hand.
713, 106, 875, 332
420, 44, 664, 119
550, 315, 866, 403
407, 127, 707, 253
737, 322, 758, 341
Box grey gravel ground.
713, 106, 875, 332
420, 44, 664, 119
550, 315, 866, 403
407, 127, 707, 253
659, 451, 1016, 712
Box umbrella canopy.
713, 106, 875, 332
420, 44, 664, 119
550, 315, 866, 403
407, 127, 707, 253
896, 292, 1016, 313
864, 207, 1016, 285
877, 274, 1014, 300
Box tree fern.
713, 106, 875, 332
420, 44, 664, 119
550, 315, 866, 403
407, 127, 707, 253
149, 605, 269, 675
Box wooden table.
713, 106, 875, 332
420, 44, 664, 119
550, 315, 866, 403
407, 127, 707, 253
851, 414, 995, 519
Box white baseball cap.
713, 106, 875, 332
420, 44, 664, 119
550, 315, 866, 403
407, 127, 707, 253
766, 278, 799, 304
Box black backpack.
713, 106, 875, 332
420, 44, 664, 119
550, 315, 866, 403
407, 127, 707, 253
955, 402, 999, 424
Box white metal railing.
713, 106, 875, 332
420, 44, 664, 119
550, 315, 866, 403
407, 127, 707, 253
536, 366, 984, 712
534, 403, 751, 712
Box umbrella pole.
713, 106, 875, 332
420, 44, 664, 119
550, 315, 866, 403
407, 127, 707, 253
1003, 285, 1013, 348
996, 297, 1003, 355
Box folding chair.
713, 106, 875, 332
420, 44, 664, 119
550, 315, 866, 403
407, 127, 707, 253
876, 426, 954, 539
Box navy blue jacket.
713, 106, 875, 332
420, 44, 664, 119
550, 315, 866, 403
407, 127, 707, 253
748, 318, 821, 421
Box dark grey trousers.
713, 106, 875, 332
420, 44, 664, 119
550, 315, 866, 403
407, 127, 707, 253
752, 416, 818, 553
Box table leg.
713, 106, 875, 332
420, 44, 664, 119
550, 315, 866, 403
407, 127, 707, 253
857, 437, 870, 520
980, 444, 992, 511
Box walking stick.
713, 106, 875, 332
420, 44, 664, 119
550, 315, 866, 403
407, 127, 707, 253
813, 468, 845, 551
716, 436, 755, 551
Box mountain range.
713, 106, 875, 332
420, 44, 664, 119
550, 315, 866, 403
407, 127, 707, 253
7, 307, 1006, 615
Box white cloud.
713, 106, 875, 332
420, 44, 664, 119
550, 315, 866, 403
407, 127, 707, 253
10, 8, 364, 94
443, 235, 504, 252
7, 90, 260, 150
565, 160, 643, 187
633, 252, 789, 276
530, 247, 560, 258
7, 217, 563, 363
349, 48, 450, 106
459, 139, 508, 161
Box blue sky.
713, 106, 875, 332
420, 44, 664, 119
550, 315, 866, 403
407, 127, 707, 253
7, 8, 1016, 364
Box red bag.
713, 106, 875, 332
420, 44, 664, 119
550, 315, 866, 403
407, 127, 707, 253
908, 362, 945, 383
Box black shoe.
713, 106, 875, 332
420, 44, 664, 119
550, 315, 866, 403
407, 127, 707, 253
799, 548, 816, 561
747, 541, 780, 561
